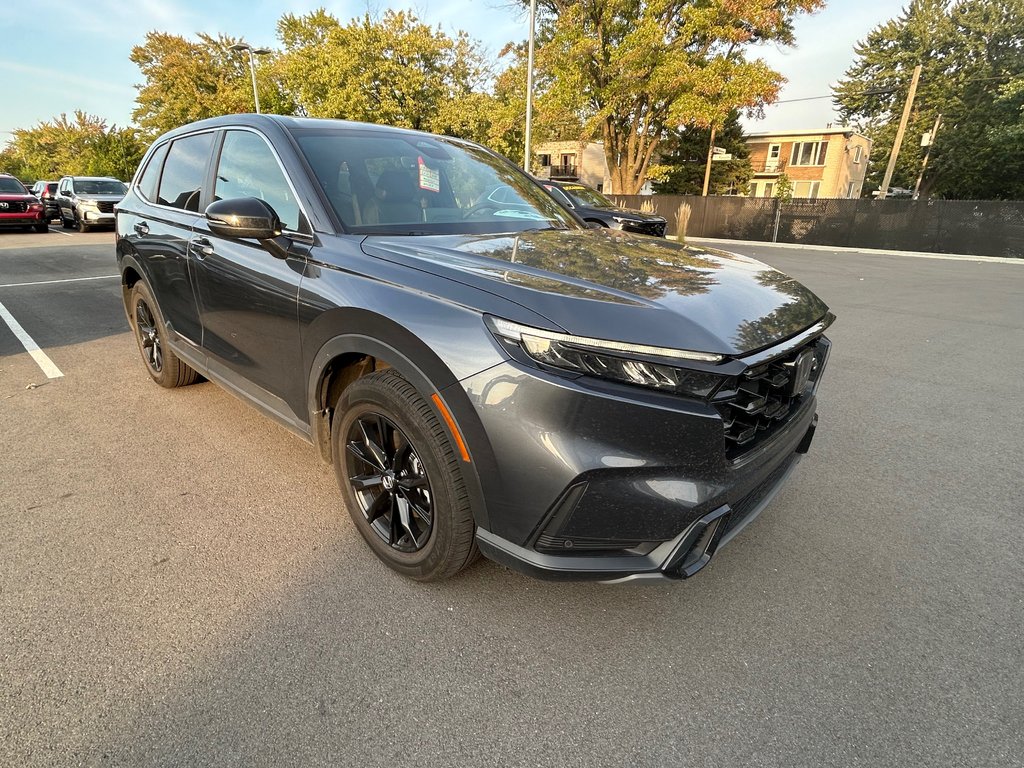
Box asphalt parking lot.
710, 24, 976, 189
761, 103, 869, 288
2, 228, 1022, 767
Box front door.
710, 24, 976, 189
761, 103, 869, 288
191, 129, 308, 425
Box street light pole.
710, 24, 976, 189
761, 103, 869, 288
229, 43, 272, 114
523, 0, 537, 172
878, 64, 922, 200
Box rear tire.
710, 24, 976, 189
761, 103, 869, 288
129, 281, 199, 388
332, 370, 478, 581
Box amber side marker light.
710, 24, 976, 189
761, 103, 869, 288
431, 393, 471, 463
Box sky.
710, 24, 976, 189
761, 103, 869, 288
0, 0, 900, 146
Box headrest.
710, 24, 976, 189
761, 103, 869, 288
376, 170, 415, 203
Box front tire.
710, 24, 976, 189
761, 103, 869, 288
77, 215, 90, 233
332, 370, 478, 581
60, 210, 73, 229
129, 281, 199, 388
34, 221, 48, 233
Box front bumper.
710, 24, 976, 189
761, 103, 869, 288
0, 211, 45, 227
477, 423, 811, 582
457, 333, 828, 582
81, 209, 115, 225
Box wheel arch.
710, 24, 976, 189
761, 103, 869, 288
307, 309, 497, 531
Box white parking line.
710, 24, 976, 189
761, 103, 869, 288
0, 274, 119, 289
47, 227, 74, 238
0, 299, 64, 379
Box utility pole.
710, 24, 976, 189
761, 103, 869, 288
701, 124, 717, 197
878, 64, 922, 200
913, 113, 942, 199
523, 0, 537, 173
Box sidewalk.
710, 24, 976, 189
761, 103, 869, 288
680, 236, 1024, 265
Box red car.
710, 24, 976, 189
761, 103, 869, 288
0, 174, 48, 232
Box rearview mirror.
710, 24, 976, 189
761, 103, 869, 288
205, 197, 283, 241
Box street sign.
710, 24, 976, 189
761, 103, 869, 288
712, 146, 727, 155
711, 153, 733, 161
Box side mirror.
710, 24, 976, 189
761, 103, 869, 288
205, 197, 283, 240
205, 197, 289, 258
60, 190, 72, 197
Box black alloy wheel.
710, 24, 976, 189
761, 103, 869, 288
345, 412, 434, 552
135, 297, 162, 373
127, 281, 199, 388
332, 370, 478, 581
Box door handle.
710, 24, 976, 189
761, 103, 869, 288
133, 221, 149, 236
191, 236, 214, 258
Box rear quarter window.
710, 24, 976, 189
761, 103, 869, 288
157, 132, 214, 212
137, 142, 170, 204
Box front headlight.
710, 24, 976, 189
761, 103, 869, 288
487, 316, 726, 398
78, 199, 98, 209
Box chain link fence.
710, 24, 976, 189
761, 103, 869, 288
611, 195, 1024, 259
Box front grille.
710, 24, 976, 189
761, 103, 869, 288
623, 220, 667, 237
0, 201, 27, 213
714, 338, 826, 460
97, 201, 116, 213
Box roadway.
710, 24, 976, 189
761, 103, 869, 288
2, 228, 1022, 767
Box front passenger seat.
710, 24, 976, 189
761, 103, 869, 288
363, 170, 421, 225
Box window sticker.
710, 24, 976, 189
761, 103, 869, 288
418, 157, 440, 192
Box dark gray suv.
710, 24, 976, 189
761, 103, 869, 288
116, 114, 833, 582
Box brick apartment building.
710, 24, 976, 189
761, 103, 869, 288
746, 128, 872, 199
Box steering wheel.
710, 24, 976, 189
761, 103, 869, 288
461, 201, 501, 220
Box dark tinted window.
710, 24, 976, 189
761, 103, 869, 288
137, 142, 170, 203
74, 179, 126, 195
0, 177, 27, 193
214, 131, 300, 231
158, 132, 214, 211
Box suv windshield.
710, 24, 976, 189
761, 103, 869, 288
295, 130, 578, 235
0, 177, 27, 194
74, 179, 127, 195
558, 183, 615, 209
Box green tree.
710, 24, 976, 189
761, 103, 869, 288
833, 0, 1024, 199
1, 112, 144, 181
773, 173, 793, 201
274, 9, 488, 135
131, 32, 294, 138
655, 110, 752, 195
522, 0, 823, 194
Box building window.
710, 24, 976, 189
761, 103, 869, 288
790, 141, 828, 166
762, 182, 774, 198
766, 143, 782, 171
749, 183, 758, 197
852, 145, 863, 164
793, 181, 820, 199
538, 153, 551, 167
845, 181, 856, 198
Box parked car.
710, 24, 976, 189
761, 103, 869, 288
56, 175, 127, 232
0, 174, 48, 232
117, 115, 833, 582
540, 178, 667, 237
30, 180, 60, 221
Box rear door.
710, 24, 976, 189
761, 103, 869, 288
128, 132, 214, 347
189, 128, 308, 426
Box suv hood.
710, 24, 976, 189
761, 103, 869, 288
584, 205, 665, 222
361, 229, 829, 357
75, 194, 124, 202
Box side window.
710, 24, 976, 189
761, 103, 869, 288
137, 142, 170, 203
158, 132, 214, 212
214, 131, 301, 232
